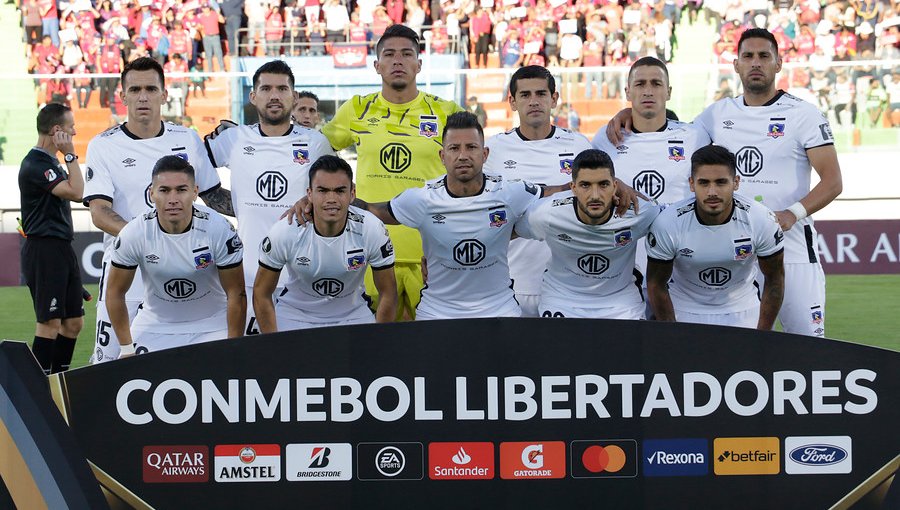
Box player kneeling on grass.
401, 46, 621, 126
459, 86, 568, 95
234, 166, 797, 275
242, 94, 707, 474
646, 145, 784, 330
515, 149, 664, 319
106, 156, 246, 358
253, 155, 397, 332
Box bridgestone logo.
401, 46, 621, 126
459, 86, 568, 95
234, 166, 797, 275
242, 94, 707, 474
294, 470, 343, 477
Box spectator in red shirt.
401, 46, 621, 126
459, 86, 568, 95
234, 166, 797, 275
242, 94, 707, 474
46, 67, 71, 107
96, 36, 123, 110
22, 0, 43, 46
470, 5, 492, 68
39, 0, 60, 47
164, 52, 190, 111
198, 2, 226, 71
265, 4, 285, 56
72, 61, 93, 109
169, 21, 193, 63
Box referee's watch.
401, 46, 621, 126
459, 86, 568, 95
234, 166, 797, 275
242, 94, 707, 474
64, 153, 78, 163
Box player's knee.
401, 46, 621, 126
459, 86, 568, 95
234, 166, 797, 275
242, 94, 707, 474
60, 317, 84, 338
35, 318, 62, 338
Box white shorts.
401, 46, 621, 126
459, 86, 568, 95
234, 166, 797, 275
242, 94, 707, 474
277, 313, 375, 332
516, 294, 540, 318
676, 306, 759, 329
539, 301, 646, 320
415, 297, 522, 320
90, 299, 142, 364
131, 328, 228, 356
757, 262, 826, 337
245, 285, 284, 336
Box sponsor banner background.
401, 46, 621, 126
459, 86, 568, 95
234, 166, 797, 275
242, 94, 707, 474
817, 220, 900, 274
56, 319, 900, 508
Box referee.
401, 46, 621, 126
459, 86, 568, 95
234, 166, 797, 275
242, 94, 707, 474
18, 103, 85, 374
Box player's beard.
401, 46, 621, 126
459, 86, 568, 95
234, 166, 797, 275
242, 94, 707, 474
577, 200, 612, 224
258, 104, 292, 126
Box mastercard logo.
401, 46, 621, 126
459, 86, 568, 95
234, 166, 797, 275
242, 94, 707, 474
571, 440, 637, 478
582, 445, 627, 473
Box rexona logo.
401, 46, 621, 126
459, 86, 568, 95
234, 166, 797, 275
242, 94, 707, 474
499, 441, 565, 479
713, 437, 779, 475
286, 443, 352, 481
570, 440, 637, 478
784, 436, 852, 475
429, 442, 494, 480
357, 442, 424, 481
142, 445, 208, 483
642, 439, 708, 477
214, 444, 281, 482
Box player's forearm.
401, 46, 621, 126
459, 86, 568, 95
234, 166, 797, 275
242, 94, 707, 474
798, 177, 842, 217
647, 285, 676, 322
350, 198, 399, 225
200, 187, 235, 216
757, 274, 784, 331
90, 204, 128, 236
374, 289, 397, 323
253, 294, 278, 334
226, 290, 247, 338
63, 159, 85, 200
106, 294, 134, 346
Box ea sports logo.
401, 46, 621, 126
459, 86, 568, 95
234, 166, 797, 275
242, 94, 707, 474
699, 267, 731, 286
380, 143, 412, 173
376, 446, 405, 477
453, 239, 485, 266
164, 278, 196, 299
577, 254, 609, 275
313, 278, 343, 297
256, 171, 288, 201
633, 170, 665, 200
735, 146, 764, 177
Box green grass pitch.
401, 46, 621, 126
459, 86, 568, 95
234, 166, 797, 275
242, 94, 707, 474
0, 276, 897, 370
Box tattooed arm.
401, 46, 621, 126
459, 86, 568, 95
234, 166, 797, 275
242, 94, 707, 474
200, 186, 235, 216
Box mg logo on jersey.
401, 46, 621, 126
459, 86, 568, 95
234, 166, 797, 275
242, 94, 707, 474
736, 146, 764, 177
667, 146, 685, 161
559, 153, 575, 175
633, 170, 665, 200
767, 122, 785, 138
312, 278, 344, 297
256, 171, 288, 202
453, 239, 486, 266
577, 254, 609, 275
489, 210, 507, 227
164, 279, 196, 299
698, 267, 731, 286
419, 115, 439, 138
380, 143, 412, 173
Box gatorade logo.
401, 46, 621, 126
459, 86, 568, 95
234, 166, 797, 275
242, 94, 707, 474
499, 441, 566, 479
714, 437, 780, 475
570, 440, 637, 478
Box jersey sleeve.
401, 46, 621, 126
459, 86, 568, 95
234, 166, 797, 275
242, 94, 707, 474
257, 220, 293, 272
632, 200, 664, 238
800, 107, 835, 149
511, 179, 541, 217
365, 216, 395, 270
109, 220, 142, 269
591, 123, 615, 152
188, 130, 222, 194
26, 160, 67, 193
321, 99, 357, 151
693, 103, 716, 141
388, 187, 425, 228
514, 198, 549, 241
204, 125, 235, 168
83, 138, 115, 204
212, 215, 243, 269
310, 130, 336, 161
754, 204, 785, 258
646, 210, 677, 262
688, 122, 712, 148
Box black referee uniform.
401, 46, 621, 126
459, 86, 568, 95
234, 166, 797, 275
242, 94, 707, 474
19, 147, 84, 373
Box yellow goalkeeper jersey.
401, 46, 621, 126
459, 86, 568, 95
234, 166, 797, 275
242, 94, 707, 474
323, 91, 463, 263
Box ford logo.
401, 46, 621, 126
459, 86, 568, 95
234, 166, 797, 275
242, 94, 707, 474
789, 445, 848, 466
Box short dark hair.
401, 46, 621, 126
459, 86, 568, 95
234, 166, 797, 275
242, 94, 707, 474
375, 24, 420, 57
571, 149, 615, 181
36, 103, 71, 135
121, 56, 165, 89
509, 65, 556, 97
253, 59, 295, 90
690, 145, 735, 177
441, 111, 484, 142
737, 28, 779, 55
297, 90, 319, 105
152, 155, 196, 181
308, 155, 353, 186
628, 56, 669, 84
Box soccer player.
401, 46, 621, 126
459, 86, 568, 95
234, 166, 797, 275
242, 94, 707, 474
84, 57, 231, 363
515, 149, 663, 319
645, 145, 785, 330
322, 24, 464, 320
483, 65, 594, 316
607, 29, 842, 337
205, 60, 333, 335
18, 104, 85, 374
105, 156, 245, 358
293, 90, 321, 129
253, 155, 397, 331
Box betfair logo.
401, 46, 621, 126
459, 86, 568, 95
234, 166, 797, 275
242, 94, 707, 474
714, 437, 779, 475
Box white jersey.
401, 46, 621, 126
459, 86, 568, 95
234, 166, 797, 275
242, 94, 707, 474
484, 126, 593, 296
389, 174, 541, 319
646, 195, 784, 314
206, 123, 334, 286
694, 91, 835, 264
516, 193, 662, 310
84, 122, 222, 300
258, 206, 394, 324
110, 205, 243, 333
592, 120, 711, 205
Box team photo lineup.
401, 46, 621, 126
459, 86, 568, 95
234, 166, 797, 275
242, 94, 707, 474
20, 20, 847, 372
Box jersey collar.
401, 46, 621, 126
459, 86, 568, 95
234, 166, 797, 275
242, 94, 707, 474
444, 175, 486, 198
156, 208, 194, 234
257, 123, 294, 137
694, 199, 735, 226
742, 89, 786, 107
631, 120, 668, 134
515, 125, 556, 141
121, 121, 165, 140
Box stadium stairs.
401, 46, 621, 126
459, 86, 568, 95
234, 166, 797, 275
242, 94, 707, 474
0, 3, 39, 165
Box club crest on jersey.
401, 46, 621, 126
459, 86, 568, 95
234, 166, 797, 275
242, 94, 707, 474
419, 115, 439, 138
559, 153, 575, 175
489, 210, 508, 227
194, 253, 212, 269
347, 254, 366, 270
292, 147, 309, 164
733, 242, 753, 260
614, 229, 632, 247
767, 123, 785, 138
811, 309, 823, 324
667, 146, 685, 161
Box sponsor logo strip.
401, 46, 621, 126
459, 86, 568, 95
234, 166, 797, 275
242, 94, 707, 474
357, 442, 424, 481
713, 437, 780, 476
500, 441, 566, 480
143, 445, 208, 483
642, 439, 708, 477
570, 440, 638, 478
286, 443, 353, 481
429, 442, 495, 480
214, 444, 281, 482
784, 436, 852, 475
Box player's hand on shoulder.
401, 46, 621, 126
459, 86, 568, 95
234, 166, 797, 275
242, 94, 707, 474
281, 195, 313, 225
614, 178, 644, 216
605, 108, 633, 145
204, 119, 238, 142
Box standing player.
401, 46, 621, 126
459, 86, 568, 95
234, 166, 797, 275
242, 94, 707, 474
18, 104, 85, 374
105, 156, 245, 358
607, 29, 842, 337
483, 65, 594, 317
322, 24, 464, 320
83, 57, 231, 363
645, 146, 784, 330
205, 60, 333, 335
515, 149, 663, 319
293, 90, 322, 129
254, 155, 397, 331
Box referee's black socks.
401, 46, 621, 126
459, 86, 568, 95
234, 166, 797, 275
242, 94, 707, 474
31, 336, 54, 375
51, 334, 77, 374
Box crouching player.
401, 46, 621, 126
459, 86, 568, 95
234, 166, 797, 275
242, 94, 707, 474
646, 145, 784, 329
105, 156, 246, 358
253, 155, 397, 332
515, 149, 663, 319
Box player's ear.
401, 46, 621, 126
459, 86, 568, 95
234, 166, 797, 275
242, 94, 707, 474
688, 175, 695, 192
666, 86, 672, 100
482, 146, 489, 161
733, 174, 740, 190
